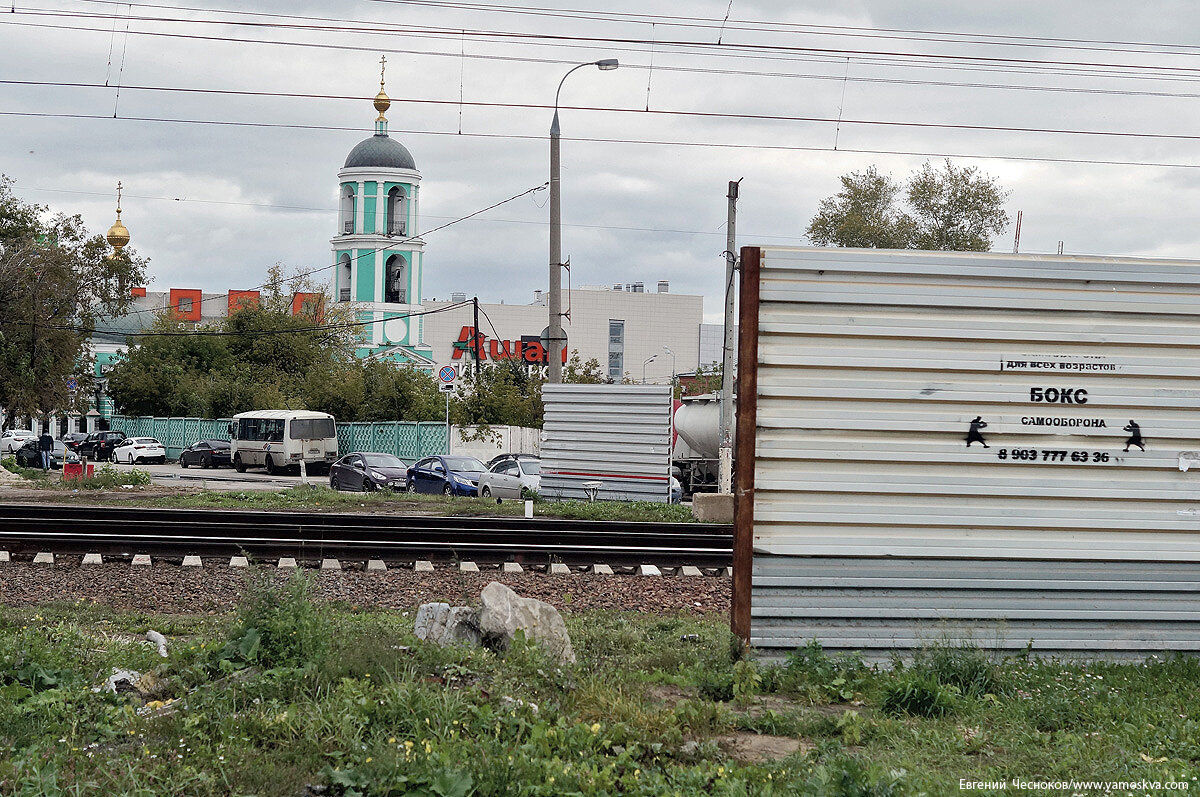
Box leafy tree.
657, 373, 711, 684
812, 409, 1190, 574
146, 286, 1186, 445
806, 159, 1010, 251
562, 351, 606, 384
0, 177, 147, 425
806, 166, 913, 249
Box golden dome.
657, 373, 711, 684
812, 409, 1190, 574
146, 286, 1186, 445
106, 181, 129, 257
374, 88, 391, 118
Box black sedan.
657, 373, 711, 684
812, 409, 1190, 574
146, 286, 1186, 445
329, 452, 409, 492
14, 439, 76, 469
76, 431, 127, 461
60, 432, 90, 451
179, 439, 232, 469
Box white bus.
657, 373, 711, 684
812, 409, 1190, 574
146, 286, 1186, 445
228, 410, 338, 475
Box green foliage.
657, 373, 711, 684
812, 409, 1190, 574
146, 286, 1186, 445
880, 674, 958, 718
0, 456, 48, 482
0, 176, 148, 420
910, 642, 1003, 698
782, 641, 871, 701
806, 159, 1009, 251
222, 570, 332, 670
805, 757, 907, 797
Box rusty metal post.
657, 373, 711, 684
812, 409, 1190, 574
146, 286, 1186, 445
731, 246, 761, 644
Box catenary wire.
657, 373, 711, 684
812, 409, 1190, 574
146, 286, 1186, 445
3, 109, 1198, 171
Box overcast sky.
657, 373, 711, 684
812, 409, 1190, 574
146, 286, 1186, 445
3, 0, 1199, 324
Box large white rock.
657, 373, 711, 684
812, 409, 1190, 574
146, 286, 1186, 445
478, 582, 575, 664
414, 602, 481, 648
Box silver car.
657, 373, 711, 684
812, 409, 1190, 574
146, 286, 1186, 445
476, 455, 541, 499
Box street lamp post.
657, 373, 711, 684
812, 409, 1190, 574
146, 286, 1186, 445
548, 58, 618, 384
642, 354, 658, 384
662, 345, 676, 390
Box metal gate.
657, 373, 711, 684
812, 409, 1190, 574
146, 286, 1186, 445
541, 384, 672, 502
734, 247, 1200, 659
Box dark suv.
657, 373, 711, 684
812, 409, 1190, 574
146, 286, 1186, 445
77, 430, 127, 461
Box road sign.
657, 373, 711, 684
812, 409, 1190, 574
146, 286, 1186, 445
439, 383, 454, 393
438, 365, 457, 384
65, 377, 79, 392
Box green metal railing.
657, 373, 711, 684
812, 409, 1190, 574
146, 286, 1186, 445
108, 415, 449, 461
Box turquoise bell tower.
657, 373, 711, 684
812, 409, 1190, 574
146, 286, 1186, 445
331, 56, 433, 367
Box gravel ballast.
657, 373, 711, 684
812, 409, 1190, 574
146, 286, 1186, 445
0, 561, 730, 615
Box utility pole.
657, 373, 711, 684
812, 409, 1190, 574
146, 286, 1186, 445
472, 296, 482, 385
719, 179, 741, 494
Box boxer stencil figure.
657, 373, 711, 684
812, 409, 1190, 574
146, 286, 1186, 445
1123, 420, 1145, 452
966, 416, 989, 448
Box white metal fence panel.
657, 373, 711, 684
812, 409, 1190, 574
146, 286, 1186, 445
541, 384, 672, 502
746, 247, 1200, 658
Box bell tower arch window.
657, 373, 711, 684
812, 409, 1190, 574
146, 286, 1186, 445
340, 185, 356, 234
385, 254, 408, 304
386, 186, 407, 236
338, 253, 352, 302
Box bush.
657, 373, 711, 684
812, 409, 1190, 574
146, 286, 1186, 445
75, 464, 153, 490
911, 643, 1003, 698
881, 674, 957, 718
219, 570, 331, 670
782, 640, 871, 701
807, 756, 907, 797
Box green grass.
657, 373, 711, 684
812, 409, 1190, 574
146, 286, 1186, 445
0, 458, 153, 490
0, 479, 703, 522
0, 586, 1198, 795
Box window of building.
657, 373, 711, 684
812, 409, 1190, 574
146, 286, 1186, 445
340, 185, 356, 234
338, 254, 352, 302
608, 320, 625, 378
385, 254, 408, 303
386, 186, 407, 236
177, 296, 193, 315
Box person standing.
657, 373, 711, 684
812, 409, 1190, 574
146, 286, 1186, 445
965, 416, 990, 448
37, 430, 54, 470
1123, 420, 1145, 452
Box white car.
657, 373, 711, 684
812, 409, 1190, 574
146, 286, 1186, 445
113, 437, 167, 465
477, 455, 541, 499
1, 429, 36, 455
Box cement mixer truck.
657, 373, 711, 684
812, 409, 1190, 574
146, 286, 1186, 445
672, 393, 735, 495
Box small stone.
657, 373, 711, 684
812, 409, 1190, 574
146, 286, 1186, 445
0, 550, 10, 563
548, 563, 571, 575
637, 564, 662, 577
502, 562, 523, 573
33, 552, 54, 564
131, 554, 151, 567
81, 553, 103, 565
145, 630, 168, 657
590, 563, 613, 575
679, 565, 703, 577
366, 559, 387, 571
722, 567, 733, 578
182, 555, 202, 568
414, 560, 435, 572
320, 558, 341, 571
459, 561, 479, 572
680, 740, 701, 758
229, 556, 249, 568
277, 557, 297, 569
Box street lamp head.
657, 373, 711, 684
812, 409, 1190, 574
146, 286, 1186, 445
662, 345, 673, 356
595, 59, 619, 71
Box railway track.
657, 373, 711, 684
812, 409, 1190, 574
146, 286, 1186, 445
0, 505, 733, 569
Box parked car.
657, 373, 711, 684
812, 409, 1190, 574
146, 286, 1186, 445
477, 455, 541, 499
406, 455, 486, 497
330, 452, 408, 492
1, 429, 36, 455
59, 432, 90, 451
112, 437, 166, 464
670, 475, 682, 504
179, 439, 232, 469
76, 430, 127, 461
14, 439, 77, 469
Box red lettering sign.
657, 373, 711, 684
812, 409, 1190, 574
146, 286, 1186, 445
452, 326, 566, 365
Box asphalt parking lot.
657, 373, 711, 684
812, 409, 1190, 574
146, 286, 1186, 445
104, 460, 316, 492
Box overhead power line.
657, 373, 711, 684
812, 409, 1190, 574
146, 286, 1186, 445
3, 109, 1198, 171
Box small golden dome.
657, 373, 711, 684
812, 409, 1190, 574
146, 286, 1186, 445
106, 181, 129, 257
374, 89, 391, 118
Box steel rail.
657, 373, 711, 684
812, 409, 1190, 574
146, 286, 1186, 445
0, 505, 733, 567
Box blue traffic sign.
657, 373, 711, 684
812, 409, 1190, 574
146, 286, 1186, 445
438, 366, 457, 384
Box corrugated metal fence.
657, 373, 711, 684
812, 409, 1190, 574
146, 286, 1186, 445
736, 247, 1200, 660
540, 384, 672, 502
110, 415, 448, 461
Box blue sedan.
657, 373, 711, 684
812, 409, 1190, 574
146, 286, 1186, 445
406, 455, 487, 497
